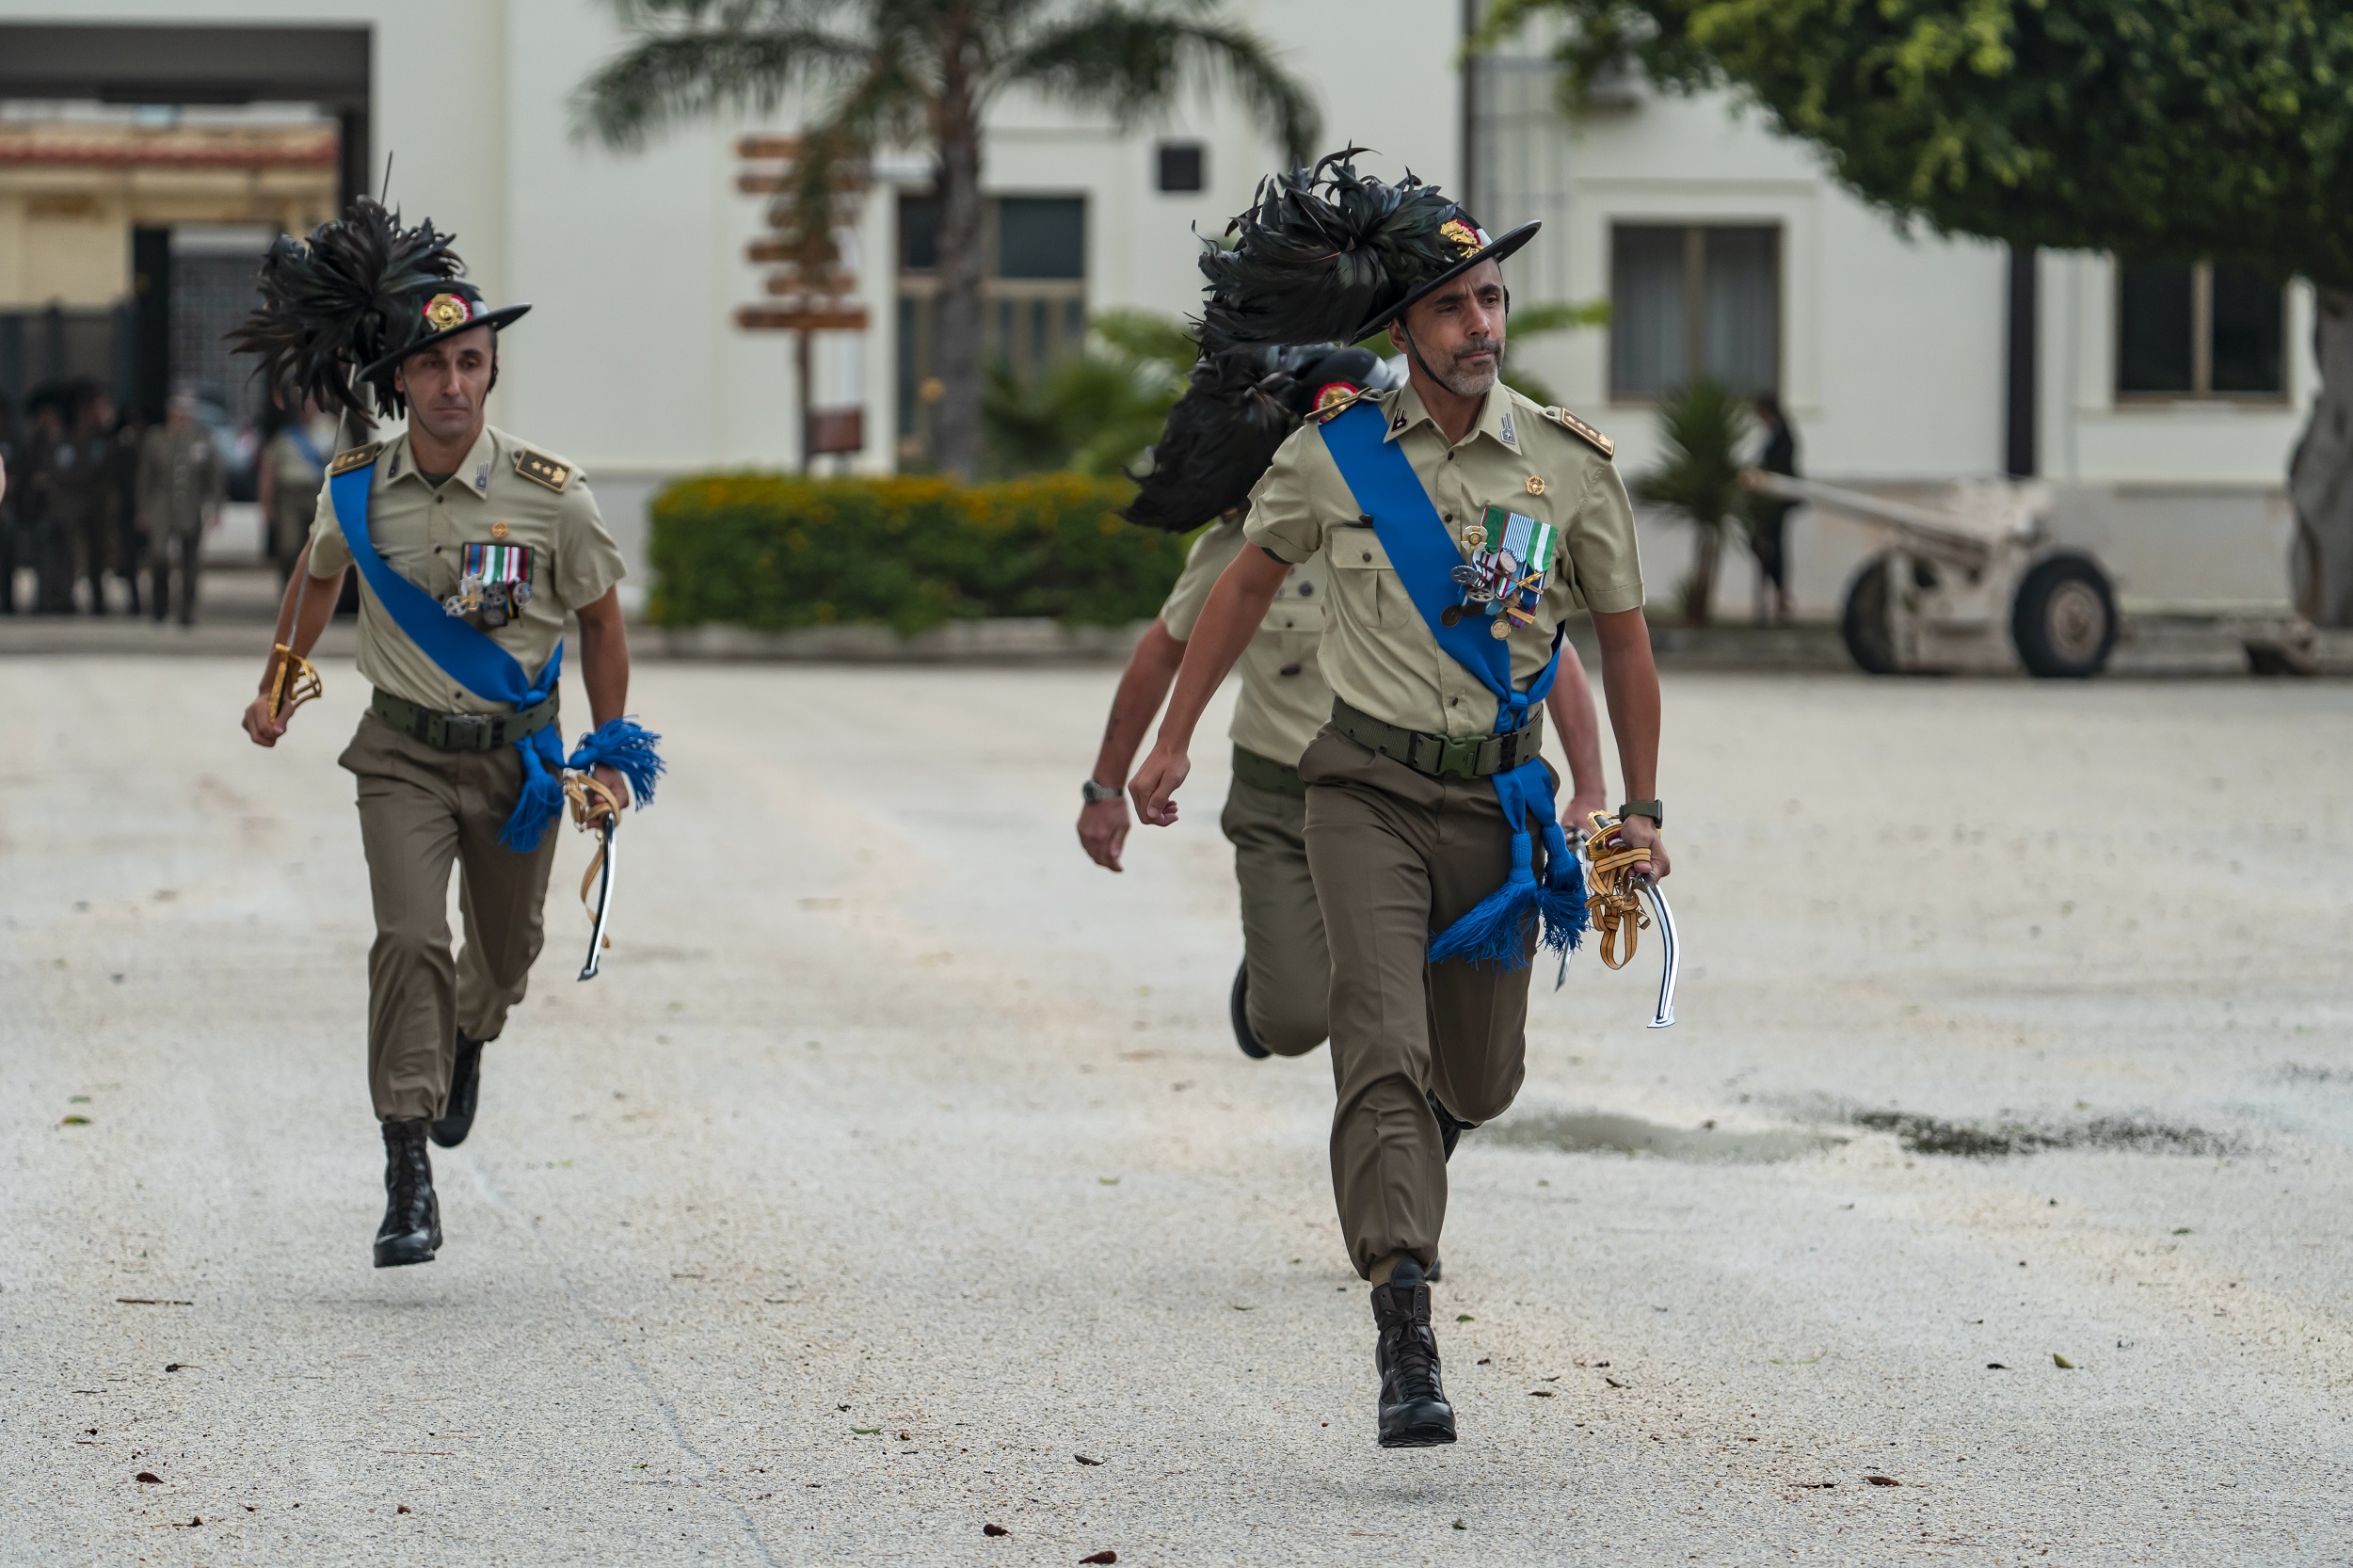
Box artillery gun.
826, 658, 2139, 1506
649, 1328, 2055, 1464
1746, 472, 2316, 678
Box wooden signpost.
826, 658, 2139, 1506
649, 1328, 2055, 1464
733, 134, 870, 470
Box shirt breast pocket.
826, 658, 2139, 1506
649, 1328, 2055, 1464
1330, 535, 1413, 631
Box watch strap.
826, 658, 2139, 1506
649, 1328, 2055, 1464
1617, 798, 1664, 826
1081, 777, 1124, 804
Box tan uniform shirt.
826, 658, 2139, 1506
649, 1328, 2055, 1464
1158, 516, 1330, 767
1244, 381, 1641, 738
306, 424, 627, 714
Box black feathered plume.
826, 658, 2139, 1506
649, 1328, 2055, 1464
228, 197, 463, 436
1121, 342, 1395, 533
1198, 149, 1463, 349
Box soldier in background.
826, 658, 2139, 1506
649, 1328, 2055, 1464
0, 393, 17, 614
108, 401, 151, 616
138, 392, 225, 626
60, 386, 121, 614
18, 387, 68, 614
258, 396, 335, 583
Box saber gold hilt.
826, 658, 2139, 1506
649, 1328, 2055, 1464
1580, 809, 1656, 970
267, 643, 323, 723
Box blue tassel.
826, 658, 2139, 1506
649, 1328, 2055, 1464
499, 728, 569, 853
1429, 833, 1541, 970
568, 716, 665, 808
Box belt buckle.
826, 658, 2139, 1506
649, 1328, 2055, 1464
442, 712, 493, 751
1437, 734, 1483, 778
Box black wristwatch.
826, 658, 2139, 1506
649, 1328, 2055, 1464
1617, 799, 1664, 826
1080, 777, 1124, 805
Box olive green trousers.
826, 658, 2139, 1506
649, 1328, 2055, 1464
341, 713, 558, 1122
1300, 727, 1542, 1285
1219, 770, 1330, 1057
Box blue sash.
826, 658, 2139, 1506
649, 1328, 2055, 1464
328, 459, 662, 851
1318, 401, 1584, 968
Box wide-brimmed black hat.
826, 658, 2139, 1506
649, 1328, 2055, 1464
1198, 150, 1537, 351
358, 280, 530, 381
231, 198, 523, 429
1122, 341, 1403, 533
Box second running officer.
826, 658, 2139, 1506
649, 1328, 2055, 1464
1130, 152, 1672, 1448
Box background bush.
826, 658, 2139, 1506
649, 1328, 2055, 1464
648, 472, 1194, 635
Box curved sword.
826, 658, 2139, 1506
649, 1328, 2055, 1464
1556, 826, 1680, 1028
1637, 876, 1678, 1029
578, 814, 618, 982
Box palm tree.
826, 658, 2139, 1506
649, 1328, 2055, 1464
981, 308, 1194, 475
1633, 376, 1752, 627
575, 0, 1320, 480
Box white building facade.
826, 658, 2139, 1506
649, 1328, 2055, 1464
0, 0, 2305, 614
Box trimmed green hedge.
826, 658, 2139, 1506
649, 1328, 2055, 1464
647, 472, 1194, 635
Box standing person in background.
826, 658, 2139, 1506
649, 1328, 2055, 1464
19, 388, 67, 614
63, 387, 120, 615
30, 386, 87, 614
258, 396, 335, 584
1749, 392, 1800, 626
108, 402, 151, 616
138, 392, 225, 626
0, 394, 17, 615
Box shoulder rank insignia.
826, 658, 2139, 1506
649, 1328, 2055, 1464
1543, 407, 1614, 459
513, 449, 572, 492
327, 441, 382, 476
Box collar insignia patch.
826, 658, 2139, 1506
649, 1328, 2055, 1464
1390, 413, 1408, 432
475, 462, 490, 492
1497, 408, 1517, 449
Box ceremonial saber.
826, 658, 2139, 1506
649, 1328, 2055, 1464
578, 816, 618, 981
1637, 876, 1679, 1029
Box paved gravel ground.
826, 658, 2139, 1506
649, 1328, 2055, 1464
5, 656, 2352, 1566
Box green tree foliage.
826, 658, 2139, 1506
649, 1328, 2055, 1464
1632, 376, 1752, 626
576, 0, 1318, 481
981, 309, 1195, 475
1479, 0, 2353, 620
1479, 0, 2353, 282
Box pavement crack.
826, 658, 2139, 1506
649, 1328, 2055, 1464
460, 1155, 782, 1568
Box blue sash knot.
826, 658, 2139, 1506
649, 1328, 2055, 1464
1318, 402, 1586, 969
328, 461, 663, 852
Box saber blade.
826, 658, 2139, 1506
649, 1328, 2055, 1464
1639, 879, 1679, 1029
578, 817, 618, 981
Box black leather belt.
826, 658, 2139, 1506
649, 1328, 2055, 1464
372, 688, 558, 752
1331, 696, 1543, 780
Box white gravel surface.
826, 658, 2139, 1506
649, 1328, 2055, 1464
4, 656, 2352, 1565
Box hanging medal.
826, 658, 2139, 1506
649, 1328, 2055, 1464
448, 540, 535, 628
1442, 504, 1556, 637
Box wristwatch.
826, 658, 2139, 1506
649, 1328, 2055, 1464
1080, 777, 1124, 805
1616, 799, 1664, 826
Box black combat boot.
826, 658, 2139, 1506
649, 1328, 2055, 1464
1371, 1256, 1456, 1448
1427, 1088, 1477, 1161
1229, 962, 1271, 1060
429, 1032, 485, 1148
374, 1118, 441, 1268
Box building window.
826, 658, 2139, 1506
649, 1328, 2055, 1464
896, 194, 1088, 463
1157, 142, 1205, 193
1609, 223, 1781, 401
2116, 261, 2284, 399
